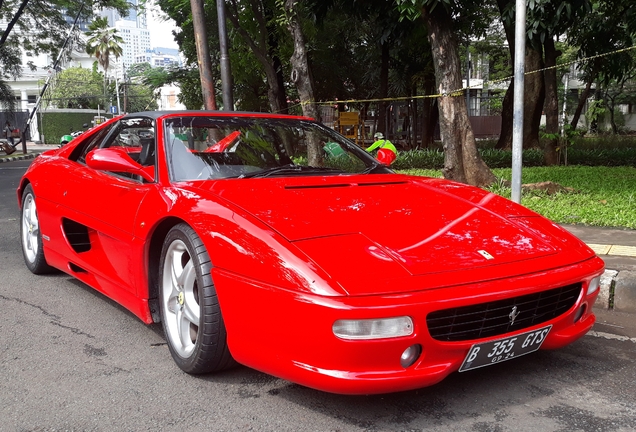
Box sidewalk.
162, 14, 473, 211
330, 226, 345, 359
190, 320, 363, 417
561, 224, 636, 316
0, 140, 54, 163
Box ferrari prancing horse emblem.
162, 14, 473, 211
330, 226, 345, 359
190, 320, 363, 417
509, 306, 520, 325
478, 250, 495, 260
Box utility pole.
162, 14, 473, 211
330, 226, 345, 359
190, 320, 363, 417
511, 0, 526, 204
190, 0, 217, 110
122, 64, 128, 114
22, 4, 84, 150
217, 0, 233, 110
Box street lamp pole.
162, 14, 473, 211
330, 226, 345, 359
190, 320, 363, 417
217, 0, 234, 110
511, 0, 526, 204
115, 69, 121, 116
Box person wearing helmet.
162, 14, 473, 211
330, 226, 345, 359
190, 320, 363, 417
366, 132, 397, 165
60, 135, 73, 146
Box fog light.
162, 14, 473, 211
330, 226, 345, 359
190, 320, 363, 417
574, 304, 586, 323
587, 276, 601, 295
401, 344, 422, 368
332, 317, 413, 340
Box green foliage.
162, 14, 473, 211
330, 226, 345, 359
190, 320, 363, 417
585, 99, 606, 126
395, 168, 442, 178
0, 79, 15, 111
571, 134, 636, 149
399, 166, 636, 229
392, 146, 636, 170
491, 166, 636, 229
568, 0, 635, 86
40, 111, 98, 144
47, 67, 105, 109
125, 62, 204, 110
392, 149, 444, 169
523, 0, 591, 48
123, 82, 158, 113
565, 148, 636, 166
0, 0, 127, 107
479, 149, 547, 168
85, 17, 124, 72
126, 62, 153, 78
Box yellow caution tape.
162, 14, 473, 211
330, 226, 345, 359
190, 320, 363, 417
284, 44, 636, 112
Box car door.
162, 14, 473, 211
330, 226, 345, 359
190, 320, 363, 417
58, 116, 157, 296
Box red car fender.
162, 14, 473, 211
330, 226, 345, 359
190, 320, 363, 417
134, 185, 347, 303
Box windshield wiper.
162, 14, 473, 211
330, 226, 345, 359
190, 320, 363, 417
361, 161, 391, 174
238, 164, 346, 179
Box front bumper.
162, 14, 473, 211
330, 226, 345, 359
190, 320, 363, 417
214, 256, 604, 395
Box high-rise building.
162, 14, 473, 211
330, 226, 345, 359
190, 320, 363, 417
100, 0, 150, 75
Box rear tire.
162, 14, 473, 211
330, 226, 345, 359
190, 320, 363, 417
159, 223, 235, 374
20, 184, 54, 274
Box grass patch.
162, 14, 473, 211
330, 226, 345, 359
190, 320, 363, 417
398, 166, 636, 230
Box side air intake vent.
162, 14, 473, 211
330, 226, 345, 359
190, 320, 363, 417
62, 218, 92, 253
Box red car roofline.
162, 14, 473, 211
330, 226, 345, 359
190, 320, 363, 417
156, 111, 315, 122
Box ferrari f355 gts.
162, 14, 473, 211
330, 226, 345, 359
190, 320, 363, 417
18, 111, 604, 394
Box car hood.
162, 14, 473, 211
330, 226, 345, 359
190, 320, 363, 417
200, 174, 595, 295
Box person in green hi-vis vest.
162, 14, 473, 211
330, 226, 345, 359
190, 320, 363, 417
366, 132, 397, 165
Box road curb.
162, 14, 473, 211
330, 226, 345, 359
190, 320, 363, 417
613, 270, 636, 313
598, 268, 636, 313
0, 153, 38, 163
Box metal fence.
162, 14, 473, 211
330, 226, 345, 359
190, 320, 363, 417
0, 110, 31, 141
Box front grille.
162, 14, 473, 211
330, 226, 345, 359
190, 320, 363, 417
426, 283, 582, 342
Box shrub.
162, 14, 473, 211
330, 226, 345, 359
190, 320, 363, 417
393, 149, 444, 170
393, 147, 636, 169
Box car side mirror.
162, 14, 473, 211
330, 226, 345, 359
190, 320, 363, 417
86, 148, 155, 182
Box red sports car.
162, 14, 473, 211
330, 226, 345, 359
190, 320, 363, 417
18, 111, 604, 394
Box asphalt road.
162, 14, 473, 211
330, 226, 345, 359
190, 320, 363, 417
1, 159, 635, 432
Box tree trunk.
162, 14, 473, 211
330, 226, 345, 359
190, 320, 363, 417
570, 67, 597, 130
265, 6, 289, 114
283, 0, 321, 165
0, 0, 29, 46
271, 54, 288, 114
496, 82, 514, 149
607, 91, 618, 134
190, 0, 217, 110
495, 46, 544, 150
411, 84, 418, 149
543, 38, 560, 165
495, 0, 512, 149
524, 47, 545, 149
495, 0, 544, 151
420, 74, 437, 148
377, 43, 390, 137
422, 5, 495, 187
226, 0, 287, 113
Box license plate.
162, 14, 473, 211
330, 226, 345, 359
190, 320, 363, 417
459, 325, 552, 372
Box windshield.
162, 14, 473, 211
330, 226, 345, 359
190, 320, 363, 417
163, 116, 391, 181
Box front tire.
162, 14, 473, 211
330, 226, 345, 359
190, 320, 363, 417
20, 184, 54, 274
159, 223, 235, 374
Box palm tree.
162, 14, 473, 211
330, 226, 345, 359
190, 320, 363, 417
85, 17, 124, 74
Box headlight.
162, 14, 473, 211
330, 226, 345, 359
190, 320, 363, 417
332, 317, 414, 340
587, 276, 601, 295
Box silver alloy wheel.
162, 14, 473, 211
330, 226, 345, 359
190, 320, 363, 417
22, 193, 39, 264
161, 238, 201, 358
